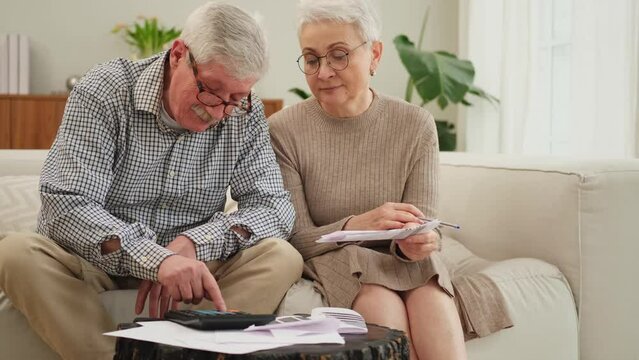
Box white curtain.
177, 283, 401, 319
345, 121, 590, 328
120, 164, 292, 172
459, 0, 639, 158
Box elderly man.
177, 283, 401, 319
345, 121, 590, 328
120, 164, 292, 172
0, 2, 302, 359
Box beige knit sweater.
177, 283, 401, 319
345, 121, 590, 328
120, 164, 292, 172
269, 92, 512, 339
269, 93, 439, 260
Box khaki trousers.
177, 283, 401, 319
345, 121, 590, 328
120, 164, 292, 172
0, 232, 302, 360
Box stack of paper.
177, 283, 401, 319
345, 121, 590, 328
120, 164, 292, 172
246, 307, 368, 335
311, 307, 368, 334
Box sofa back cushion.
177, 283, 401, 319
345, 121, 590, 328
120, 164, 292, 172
439, 152, 639, 360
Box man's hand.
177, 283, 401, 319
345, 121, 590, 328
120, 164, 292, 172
344, 202, 425, 230
135, 235, 226, 318
395, 223, 440, 261
135, 279, 180, 318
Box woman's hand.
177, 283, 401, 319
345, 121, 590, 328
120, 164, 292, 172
344, 202, 425, 230
395, 223, 440, 261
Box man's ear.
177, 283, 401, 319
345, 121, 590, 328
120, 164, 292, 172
168, 39, 188, 69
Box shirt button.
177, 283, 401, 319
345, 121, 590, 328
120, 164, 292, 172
205, 234, 213, 241
140, 256, 148, 263
168, 170, 176, 177
177, 135, 185, 143
161, 203, 168, 209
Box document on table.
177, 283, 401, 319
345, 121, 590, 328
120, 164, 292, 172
104, 318, 344, 355
316, 219, 440, 243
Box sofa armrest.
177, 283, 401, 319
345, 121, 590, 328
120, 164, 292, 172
439, 152, 639, 360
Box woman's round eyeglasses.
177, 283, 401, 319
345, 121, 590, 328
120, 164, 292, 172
296, 41, 367, 75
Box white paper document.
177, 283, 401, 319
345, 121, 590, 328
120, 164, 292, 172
311, 307, 368, 334
316, 219, 440, 243
245, 316, 341, 333
246, 308, 367, 335
105, 319, 344, 355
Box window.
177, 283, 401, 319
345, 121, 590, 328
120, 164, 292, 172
463, 0, 637, 157
536, 0, 572, 154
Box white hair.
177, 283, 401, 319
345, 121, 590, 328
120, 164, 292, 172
297, 0, 382, 43
180, 2, 268, 80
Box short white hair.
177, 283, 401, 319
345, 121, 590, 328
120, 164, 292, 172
297, 0, 382, 43
180, 2, 268, 80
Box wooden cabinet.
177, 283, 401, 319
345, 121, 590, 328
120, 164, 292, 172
0, 95, 67, 149
262, 99, 283, 119
0, 95, 283, 149
0, 99, 10, 148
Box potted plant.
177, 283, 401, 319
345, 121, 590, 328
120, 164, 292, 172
112, 16, 181, 59
394, 7, 498, 151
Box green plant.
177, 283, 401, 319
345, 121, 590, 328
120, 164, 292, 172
288, 87, 311, 100
112, 16, 181, 59
393, 7, 498, 151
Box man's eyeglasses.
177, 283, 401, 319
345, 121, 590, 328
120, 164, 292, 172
296, 41, 367, 75
187, 50, 252, 117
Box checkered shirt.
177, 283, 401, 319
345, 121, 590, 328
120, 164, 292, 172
36, 52, 294, 281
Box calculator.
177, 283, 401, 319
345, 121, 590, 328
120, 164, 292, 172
164, 309, 275, 330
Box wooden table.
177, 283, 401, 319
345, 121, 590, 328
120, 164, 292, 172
114, 322, 409, 360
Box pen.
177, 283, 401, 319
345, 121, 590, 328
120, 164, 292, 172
418, 217, 461, 230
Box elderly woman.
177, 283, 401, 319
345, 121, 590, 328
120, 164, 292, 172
270, 0, 511, 359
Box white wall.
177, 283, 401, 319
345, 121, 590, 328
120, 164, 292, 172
0, 0, 458, 117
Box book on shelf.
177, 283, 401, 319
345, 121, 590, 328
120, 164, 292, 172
1, 33, 30, 95
7, 33, 18, 94
0, 34, 8, 94
18, 34, 29, 94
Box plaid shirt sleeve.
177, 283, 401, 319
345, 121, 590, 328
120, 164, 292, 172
181, 103, 295, 262
38, 86, 173, 281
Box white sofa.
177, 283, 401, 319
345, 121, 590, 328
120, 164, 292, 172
1, 149, 638, 360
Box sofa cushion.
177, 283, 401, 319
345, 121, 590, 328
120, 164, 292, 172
440, 236, 578, 360
0, 176, 41, 236
275, 279, 326, 316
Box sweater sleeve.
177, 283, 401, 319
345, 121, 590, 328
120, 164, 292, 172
269, 118, 352, 261
391, 110, 440, 260
400, 111, 439, 218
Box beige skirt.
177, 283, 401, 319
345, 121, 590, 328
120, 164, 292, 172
303, 243, 513, 340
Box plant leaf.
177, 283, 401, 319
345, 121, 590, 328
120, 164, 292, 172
394, 35, 476, 108
288, 87, 311, 100
467, 84, 500, 106
113, 17, 181, 58
437, 95, 449, 110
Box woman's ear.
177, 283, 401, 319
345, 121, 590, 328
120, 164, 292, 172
370, 40, 383, 75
